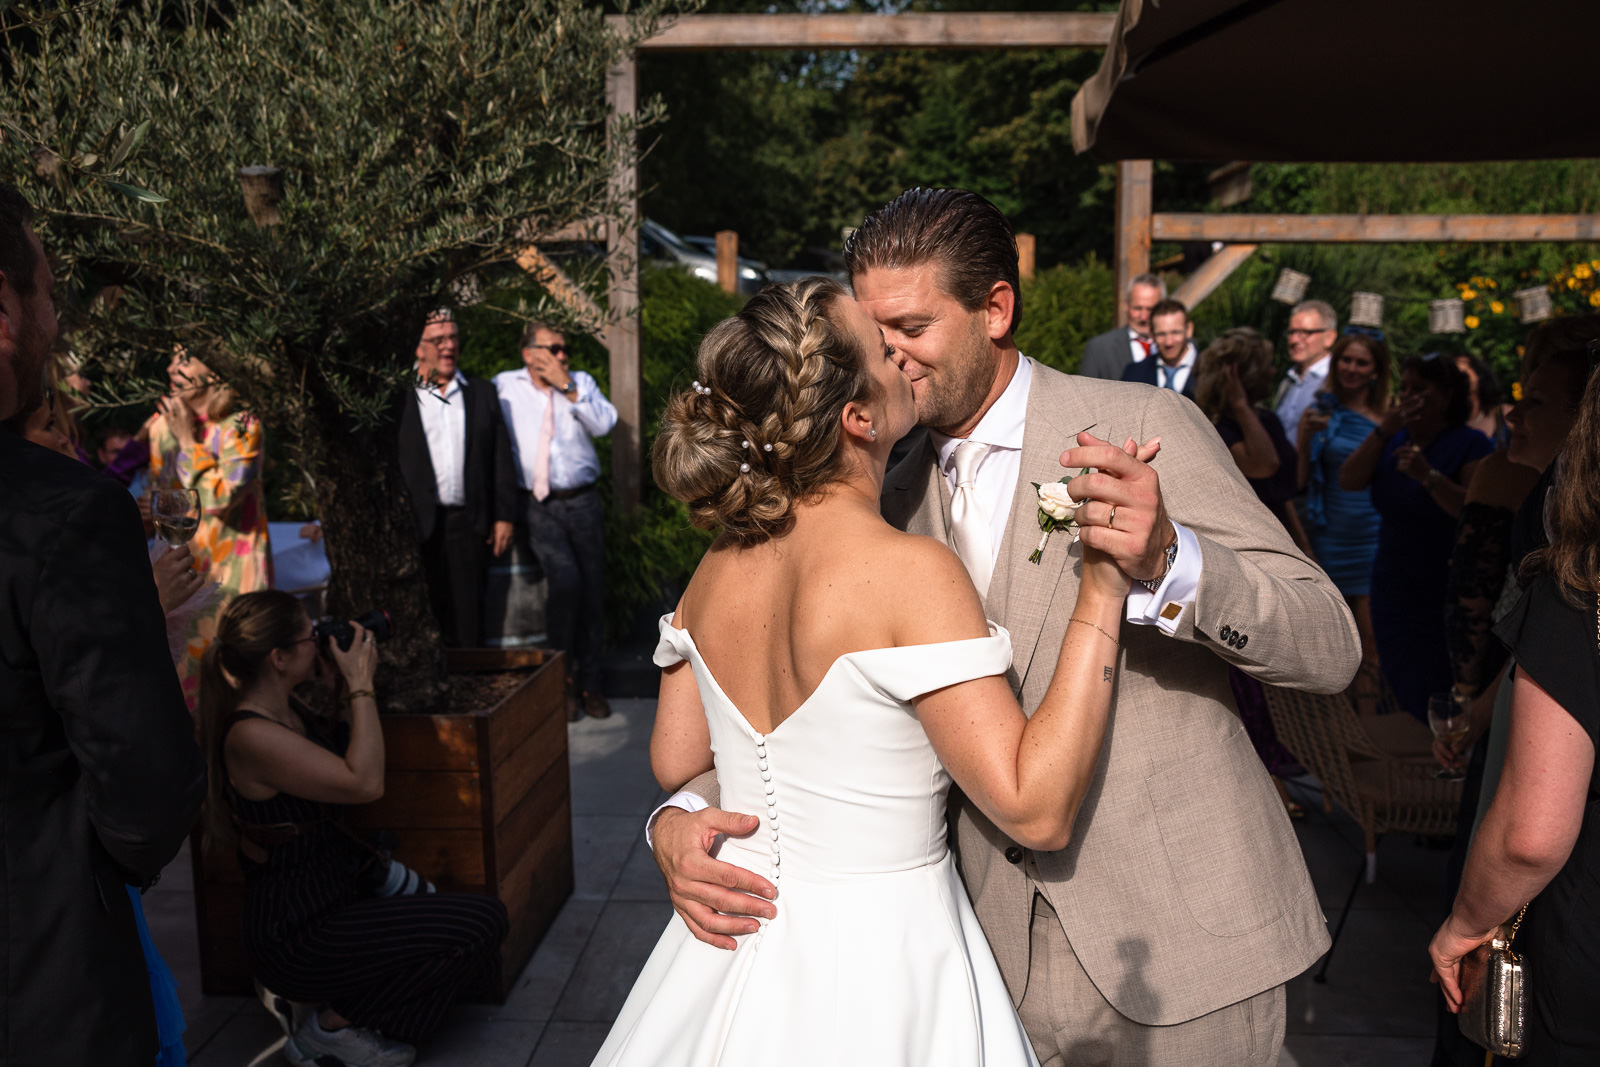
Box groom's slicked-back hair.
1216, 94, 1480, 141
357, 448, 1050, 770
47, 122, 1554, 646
0, 184, 39, 296
844, 187, 1022, 336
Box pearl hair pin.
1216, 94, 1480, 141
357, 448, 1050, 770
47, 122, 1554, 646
691, 380, 712, 396
762, 443, 773, 452
740, 463, 751, 473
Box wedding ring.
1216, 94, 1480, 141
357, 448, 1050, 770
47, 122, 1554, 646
1107, 506, 1117, 529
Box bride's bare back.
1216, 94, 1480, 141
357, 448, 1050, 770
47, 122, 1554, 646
675, 497, 975, 736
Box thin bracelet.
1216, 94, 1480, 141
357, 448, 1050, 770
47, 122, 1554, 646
346, 688, 376, 703
1069, 618, 1118, 644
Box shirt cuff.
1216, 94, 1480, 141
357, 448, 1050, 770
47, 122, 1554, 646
1124, 521, 1202, 635
644, 790, 709, 849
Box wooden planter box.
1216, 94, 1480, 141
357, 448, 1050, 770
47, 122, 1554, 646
191, 647, 574, 1000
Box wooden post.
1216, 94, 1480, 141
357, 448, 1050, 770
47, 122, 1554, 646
1016, 233, 1036, 281
604, 56, 642, 514
1114, 160, 1152, 328
715, 230, 739, 294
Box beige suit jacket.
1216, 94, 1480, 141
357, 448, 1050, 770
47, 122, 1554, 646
882, 365, 1353, 1025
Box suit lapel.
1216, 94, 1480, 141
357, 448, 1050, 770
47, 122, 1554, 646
881, 431, 949, 541
994, 370, 1099, 697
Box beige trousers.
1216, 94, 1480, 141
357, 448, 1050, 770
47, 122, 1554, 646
1017, 894, 1286, 1067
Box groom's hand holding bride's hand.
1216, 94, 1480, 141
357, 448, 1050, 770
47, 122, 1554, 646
652, 807, 778, 951
1061, 432, 1173, 585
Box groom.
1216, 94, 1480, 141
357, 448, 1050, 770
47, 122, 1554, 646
650, 188, 1358, 1065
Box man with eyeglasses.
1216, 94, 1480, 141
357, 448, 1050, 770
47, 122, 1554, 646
495, 321, 618, 720
398, 308, 519, 648
1273, 300, 1338, 438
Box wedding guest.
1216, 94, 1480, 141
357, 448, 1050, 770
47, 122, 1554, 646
1119, 298, 1197, 397
1428, 365, 1600, 1065
147, 345, 273, 711
1274, 299, 1337, 438
0, 182, 206, 1066
396, 309, 517, 648
1296, 332, 1392, 714
1341, 353, 1493, 721
494, 322, 618, 720
1079, 272, 1165, 380
1192, 327, 1302, 808
1455, 353, 1506, 446
199, 591, 507, 1065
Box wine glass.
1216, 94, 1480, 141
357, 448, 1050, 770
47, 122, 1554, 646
1427, 690, 1471, 781
152, 487, 201, 548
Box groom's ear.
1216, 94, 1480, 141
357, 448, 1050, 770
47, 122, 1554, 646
983, 280, 1015, 342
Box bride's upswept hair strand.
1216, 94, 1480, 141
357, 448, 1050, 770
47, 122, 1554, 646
652, 277, 879, 544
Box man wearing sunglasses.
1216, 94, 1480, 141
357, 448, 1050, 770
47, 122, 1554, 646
495, 322, 618, 720
1273, 299, 1338, 437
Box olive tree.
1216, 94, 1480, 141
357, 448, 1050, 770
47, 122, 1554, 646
1, 0, 680, 709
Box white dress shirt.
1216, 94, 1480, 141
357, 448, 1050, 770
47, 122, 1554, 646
1274, 353, 1331, 440
1152, 342, 1198, 395
494, 369, 619, 492
1127, 329, 1154, 364
416, 372, 467, 507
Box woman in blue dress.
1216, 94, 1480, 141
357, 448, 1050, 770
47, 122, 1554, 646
1340, 353, 1494, 722
1295, 332, 1392, 713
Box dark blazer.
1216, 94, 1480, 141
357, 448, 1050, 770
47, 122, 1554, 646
1121, 352, 1197, 399
1079, 327, 1137, 380
397, 374, 518, 542
0, 431, 206, 1064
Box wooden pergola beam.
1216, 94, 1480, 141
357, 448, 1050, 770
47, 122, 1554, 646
1113, 160, 1152, 328
1152, 213, 1600, 243
611, 12, 1115, 51
1171, 243, 1258, 312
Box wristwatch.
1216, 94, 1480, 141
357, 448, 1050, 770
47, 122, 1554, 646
560, 378, 577, 397
1138, 530, 1180, 594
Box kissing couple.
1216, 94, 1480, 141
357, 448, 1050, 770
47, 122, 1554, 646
593, 189, 1359, 1067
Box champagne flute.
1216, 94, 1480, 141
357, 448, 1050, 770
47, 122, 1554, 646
1427, 690, 1470, 781
152, 487, 201, 548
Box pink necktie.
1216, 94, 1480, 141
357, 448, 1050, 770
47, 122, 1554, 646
532, 385, 555, 501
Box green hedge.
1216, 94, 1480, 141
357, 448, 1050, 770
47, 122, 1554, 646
1014, 256, 1116, 375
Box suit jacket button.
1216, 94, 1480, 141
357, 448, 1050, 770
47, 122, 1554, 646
1219, 624, 1233, 641
1004, 846, 1024, 864
1237, 633, 1248, 648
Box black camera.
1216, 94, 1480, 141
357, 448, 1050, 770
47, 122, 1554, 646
312, 609, 393, 652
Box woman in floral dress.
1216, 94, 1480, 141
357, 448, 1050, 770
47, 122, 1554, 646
146, 347, 272, 711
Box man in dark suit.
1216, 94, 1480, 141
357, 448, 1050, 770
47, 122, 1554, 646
0, 184, 206, 1065
1079, 272, 1165, 379
397, 309, 518, 647
1121, 297, 1198, 400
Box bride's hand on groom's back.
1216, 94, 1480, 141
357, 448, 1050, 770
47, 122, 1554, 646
652, 806, 778, 951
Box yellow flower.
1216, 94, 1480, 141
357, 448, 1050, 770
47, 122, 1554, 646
1465, 315, 1480, 329
1487, 278, 1497, 289
1591, 259, 1600, 271
1490, 301, 1505, 314
1575, 263, 1593, 280
1568, 277, 1580, 290
1589, 289, 1600, 307
1461, 287, 1477, 300
1456, 281, 1469, 291
1512, 381, 1524, 402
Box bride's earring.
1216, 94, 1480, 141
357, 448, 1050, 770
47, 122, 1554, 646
867, 426, 877, 440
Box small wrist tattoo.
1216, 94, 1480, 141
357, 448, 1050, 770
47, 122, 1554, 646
1102, 665, 1114, 683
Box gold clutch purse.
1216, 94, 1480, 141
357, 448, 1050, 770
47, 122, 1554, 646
1458, 903, 1528, 1059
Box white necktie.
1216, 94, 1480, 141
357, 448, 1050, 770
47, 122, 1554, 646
950, 439, 994, 599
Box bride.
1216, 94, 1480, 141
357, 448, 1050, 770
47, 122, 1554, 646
594, 277, 1153, 1066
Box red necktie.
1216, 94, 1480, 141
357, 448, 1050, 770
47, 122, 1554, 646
1136, 336, 1154, 360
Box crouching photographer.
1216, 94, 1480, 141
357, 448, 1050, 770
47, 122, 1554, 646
198, 591, 507, 1067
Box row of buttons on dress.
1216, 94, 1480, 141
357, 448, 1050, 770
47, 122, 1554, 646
755, 732, 779, 941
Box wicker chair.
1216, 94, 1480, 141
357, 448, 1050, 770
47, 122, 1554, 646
1263, 685, 1463, 981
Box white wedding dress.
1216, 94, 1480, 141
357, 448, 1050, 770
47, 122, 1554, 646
591, 617, 1040, 1066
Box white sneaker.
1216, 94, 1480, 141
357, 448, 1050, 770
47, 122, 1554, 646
255, 979, 312, 1039
293, 1015, 417, 1067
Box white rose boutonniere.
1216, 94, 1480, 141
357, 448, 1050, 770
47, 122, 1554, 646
1029, 471, 1089, 564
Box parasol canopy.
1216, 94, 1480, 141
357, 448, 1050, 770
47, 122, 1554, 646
1071, 0, 1600, 162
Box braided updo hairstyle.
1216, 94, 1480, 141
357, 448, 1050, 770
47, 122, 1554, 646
653, 277, 880, 545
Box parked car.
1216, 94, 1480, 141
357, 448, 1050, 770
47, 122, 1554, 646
641, 219, 769, 295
